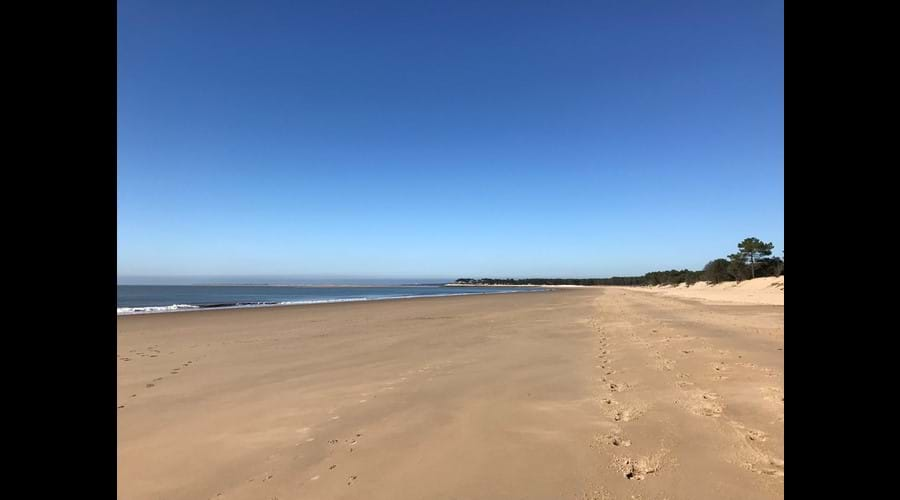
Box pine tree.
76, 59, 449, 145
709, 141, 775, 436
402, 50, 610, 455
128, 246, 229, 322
737, 237, 775, 279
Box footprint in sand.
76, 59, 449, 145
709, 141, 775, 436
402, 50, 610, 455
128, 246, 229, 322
677, 391, 724, 418
611, 408, 643, 422
614, 448, 670, 481
744, 457, 784, 478
595, 433, 631, 447
607, 382, 629, 392
600, 399, 646, 422
735, 425, 768, 442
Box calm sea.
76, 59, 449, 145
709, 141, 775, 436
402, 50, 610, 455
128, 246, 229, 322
117, 285, 544, 315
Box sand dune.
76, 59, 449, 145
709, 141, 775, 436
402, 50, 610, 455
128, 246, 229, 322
634, 276, 784, 305
117, 288, 783, 499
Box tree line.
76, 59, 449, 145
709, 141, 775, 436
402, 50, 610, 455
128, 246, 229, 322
454, 276, 647, 286
455, 237, 782, 287
700, 236, 782, 284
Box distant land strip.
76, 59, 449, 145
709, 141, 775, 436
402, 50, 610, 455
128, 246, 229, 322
451, 278, 645, 286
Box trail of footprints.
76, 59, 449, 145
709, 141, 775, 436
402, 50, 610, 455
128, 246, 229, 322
592, 321, 670, 482
232, 423, 368, 494
668, 340, 783, 477
674, 389, 724, 418
117, 356, 195, 410
591, 318, 782, 484
235, 362, 450, 496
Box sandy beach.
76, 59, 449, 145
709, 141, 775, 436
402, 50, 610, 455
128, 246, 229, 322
117, 287, 784, 499
634, 277, 784, 306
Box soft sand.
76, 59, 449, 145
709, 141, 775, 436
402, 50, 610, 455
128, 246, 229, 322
118, 288, 783, 499
634, 276, 784, 306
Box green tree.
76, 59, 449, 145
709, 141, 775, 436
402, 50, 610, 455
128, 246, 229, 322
703, 259, 731, 284
727, 253, 749, 282
737, 237, 775, 279
752, 257, 783, 277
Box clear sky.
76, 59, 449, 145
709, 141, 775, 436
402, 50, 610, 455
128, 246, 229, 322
118, 0, 783, 281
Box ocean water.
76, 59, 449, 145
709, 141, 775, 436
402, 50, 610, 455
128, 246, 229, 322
117, 285, 545, 315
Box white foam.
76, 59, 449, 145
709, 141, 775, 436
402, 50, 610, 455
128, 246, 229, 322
117, 304, 200, 315
276, 298, 366, 306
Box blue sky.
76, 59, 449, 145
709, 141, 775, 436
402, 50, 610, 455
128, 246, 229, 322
118, 0, 783, 280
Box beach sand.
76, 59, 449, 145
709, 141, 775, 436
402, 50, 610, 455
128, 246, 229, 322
118, 288, 783, 499
634, 276, 784, 306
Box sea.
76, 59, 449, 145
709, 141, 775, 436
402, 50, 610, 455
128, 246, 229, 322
117, 284, 545, 315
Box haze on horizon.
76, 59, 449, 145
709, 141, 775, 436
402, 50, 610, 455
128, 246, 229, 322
117, 0, 784, 279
